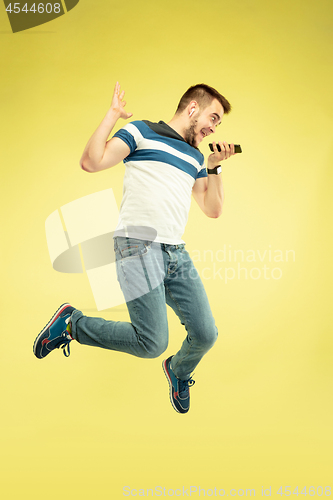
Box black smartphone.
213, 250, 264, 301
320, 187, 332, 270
209, 143, 242, 154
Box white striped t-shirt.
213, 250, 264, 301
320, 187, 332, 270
112, 120, 207, 245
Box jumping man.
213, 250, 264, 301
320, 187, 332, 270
33, 82, 237, 413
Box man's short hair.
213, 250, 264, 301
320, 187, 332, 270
175, 83, 231, 115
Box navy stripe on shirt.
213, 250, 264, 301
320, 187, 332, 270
124, 149, 199, 180
113, 121, 207, 179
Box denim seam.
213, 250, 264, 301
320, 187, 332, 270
165, 284, 193, 372
127, 299, 148, 351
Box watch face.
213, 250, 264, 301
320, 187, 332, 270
217, 166, 222, 175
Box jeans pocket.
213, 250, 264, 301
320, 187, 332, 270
116, 238, 150, 261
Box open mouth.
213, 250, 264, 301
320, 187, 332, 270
201, 130, 207, 138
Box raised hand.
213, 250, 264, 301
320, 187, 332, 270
110, 81, 133, 120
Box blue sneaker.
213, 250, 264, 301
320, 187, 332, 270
33, 303, 75, 359
162, 356, 195, 413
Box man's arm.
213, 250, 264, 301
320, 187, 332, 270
192, 141, 235, 218
192, 175, 224, 218
80, 82, 132, 173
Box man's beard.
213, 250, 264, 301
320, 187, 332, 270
184, 118, 199, 149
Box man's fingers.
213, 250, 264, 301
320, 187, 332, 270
212, 141, 218, 152
111, 82, 120, 105
211, 140, 236, 161
218, 141, 227, 159
222, 141, 231, 159
222, 141, 230, 152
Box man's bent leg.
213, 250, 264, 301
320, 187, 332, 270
71, 238, 169, 359
71, 283, 168, 358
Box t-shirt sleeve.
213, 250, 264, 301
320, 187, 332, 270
197, 162, 208, 179
112, 122, 139, 154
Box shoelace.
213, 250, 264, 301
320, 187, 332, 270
178, 377, 195, 397
58, 332, 72, 357
58, 317, 72, 357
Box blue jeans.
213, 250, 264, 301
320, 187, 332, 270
71, 237, 218, 380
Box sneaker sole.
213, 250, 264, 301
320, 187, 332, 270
33, 303, 72, 358
162, 358, 182, 414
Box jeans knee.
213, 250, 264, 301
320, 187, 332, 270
143, 337, 168, 359
201, 326, 218, 351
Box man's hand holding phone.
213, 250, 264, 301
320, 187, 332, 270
208, 141, 236, 168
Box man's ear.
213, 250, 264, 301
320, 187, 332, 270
188, 100, 198, 117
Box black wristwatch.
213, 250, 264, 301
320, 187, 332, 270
207, 166, 222, 175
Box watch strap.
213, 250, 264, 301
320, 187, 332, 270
207, 166, 222, 174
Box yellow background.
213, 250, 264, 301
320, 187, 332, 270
1, 0, 332, 498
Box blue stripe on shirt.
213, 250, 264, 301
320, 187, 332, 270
131, 120, 205, 165
113, 129, 137, 154
124, 149, 199, 180
197, 167, 208, 178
